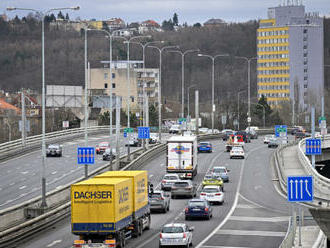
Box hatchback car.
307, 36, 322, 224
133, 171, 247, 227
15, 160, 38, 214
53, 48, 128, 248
159, 223, 193, 248
96, 142, 110, 154
149, 190, 170, 213
171, 180, 197, 199
200, 185, 224, 205
198, 142, 213, 153
202, 174, 224, 191
268, 137, 279, 148
211, 166, 229, 182
46, 144, 62, 157
161, 174, 180, 191
230, 146, 245, 159
102, 148, 116, 161
185, 199, 213, 220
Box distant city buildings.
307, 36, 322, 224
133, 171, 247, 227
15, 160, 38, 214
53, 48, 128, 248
257, 2, 324, 109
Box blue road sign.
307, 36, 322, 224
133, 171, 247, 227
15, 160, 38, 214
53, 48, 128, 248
124, 132, 127, 138
275, 125, 287, 137
77, 147, 95, 165
138, 127, 150, 139
287, 176, 313, 202
306, 139, 322, 155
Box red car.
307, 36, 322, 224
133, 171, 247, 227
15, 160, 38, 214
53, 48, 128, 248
96, 142, 110, 154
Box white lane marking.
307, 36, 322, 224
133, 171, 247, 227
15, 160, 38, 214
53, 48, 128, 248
20, 171, 29, 175
9, 182, 15, 186
7, 170, 11, 173
254, 185, 262, 190
0, 188, 2, 191
19, 193, 28, 197
160, 163, 164, 167
47, 240, 62, 247
196, 145, 265, 248
215, 229, 286, 237
229, 216, 290, 222
19, 185, 27, 190
51, 171, 57, 175
201, 246, 252, 248
235, 204, 259, 209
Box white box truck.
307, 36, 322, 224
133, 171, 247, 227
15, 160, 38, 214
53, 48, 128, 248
166, 135, 198, 179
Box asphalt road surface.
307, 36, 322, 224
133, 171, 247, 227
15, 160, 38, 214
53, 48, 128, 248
16, 136, 293, 248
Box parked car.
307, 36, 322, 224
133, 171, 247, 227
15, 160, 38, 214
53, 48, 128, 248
264, 134, 274, 144
199, 127, 209, 134
230, 146, 245, 159
235, 131, 251, 143
102, 148, 116, 161
247, 129, 258, 139
198, 142, 213, 153
200, 185, 224, 205
169, 124, 180, 134
185, 199, 213, 220
96, 142, 110, 154
222, 130, 235, 141
211, 166, 229, 182
171, 180, 197, 199
149, 190, 170, 213
46, 144, 62, 157
268, 137, 279, 148
161, 174, 180, 191
202, 173, 224, 191
159, 223, 194, 248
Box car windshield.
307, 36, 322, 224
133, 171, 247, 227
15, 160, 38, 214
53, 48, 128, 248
202, 187, 219, 193
174, 182, 189, 187
162, 226, 184, 233
189, 201, 206, 207
204, 175, 213, 180
48, 145, 59, 149
150, 193, 162, 198
232, 147, 243, 151
200, 142, 210, 146
213, 168, 225, 173
164, 175, 178, 180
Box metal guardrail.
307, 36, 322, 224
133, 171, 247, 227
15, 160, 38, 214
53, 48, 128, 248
0, 133, 220, 247
0, 126, 114, 162
297, 135, 330, 200
280, 215, 297, 248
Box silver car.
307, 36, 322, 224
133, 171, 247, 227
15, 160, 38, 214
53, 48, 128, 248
46, 144, 62, 157
171, 180, 197, 199
161, 174, 180, 191
159, 223, 194, 248
149, 190, 170, 213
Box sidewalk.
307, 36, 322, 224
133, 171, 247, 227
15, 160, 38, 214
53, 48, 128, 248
280, 145, 326, 248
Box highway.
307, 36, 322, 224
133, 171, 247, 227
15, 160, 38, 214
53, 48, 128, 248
0, 133, 139, 210
16, 136, 292, 248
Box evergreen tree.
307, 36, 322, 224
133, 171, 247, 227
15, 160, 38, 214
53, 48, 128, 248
65, 13, 70, 20
57, 11, 64, 20
173, 13, 179, 26
149, 105, 159, 126
162, 19, 174, 31
193, 23, 201, 28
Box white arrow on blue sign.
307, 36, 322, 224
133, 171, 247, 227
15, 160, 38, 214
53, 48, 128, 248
305, 139, 321, 155
77, 147, 95, 165
287, 176, 313, 202
138, 127, 150, 139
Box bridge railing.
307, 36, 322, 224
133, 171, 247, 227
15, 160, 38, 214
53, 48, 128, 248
297, 135, 330, 199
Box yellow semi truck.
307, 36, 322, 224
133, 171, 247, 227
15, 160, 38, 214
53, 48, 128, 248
71, 171, 151, 248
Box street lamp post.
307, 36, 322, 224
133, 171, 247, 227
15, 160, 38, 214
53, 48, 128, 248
187, 84, 197, 122
198, 53, 229, 133
148, 45, 179, 142
235, 56, 257, 128
168, 49, 199, 119
122, 35, 151, 161
7, 6, 80, 208
237, 90, 246, 130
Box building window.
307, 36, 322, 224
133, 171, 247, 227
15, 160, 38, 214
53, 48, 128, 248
303, 29, 307, 34
304, 84, 308, 88
131, 96, 134, 102
104, 83, 108, 89
112, 73, 115, 78
304, 69, 308, 73
104, 73, 108, 79
112, 83, 116, 88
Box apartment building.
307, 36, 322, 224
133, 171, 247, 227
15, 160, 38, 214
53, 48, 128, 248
90, 61, 159, 113
257, 2, 324, 109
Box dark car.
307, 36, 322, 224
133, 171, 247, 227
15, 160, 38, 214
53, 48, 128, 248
198, 142, 213, 153
247, 130, 258, 139
46, 144, 62, 157
185, 199, 213, 220
102, 148, 116, 161
222, 130, 235, 141
295, 131, 308, 140
235, 131, 251, 143
291, 126, 305, 135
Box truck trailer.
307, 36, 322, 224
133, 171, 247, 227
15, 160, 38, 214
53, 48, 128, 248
71, 171, 151, 248
166, 135, 198, 179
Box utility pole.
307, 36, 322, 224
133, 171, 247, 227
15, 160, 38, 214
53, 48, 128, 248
195, 90, 199, 135
21, 91, 26, 146
84, 62, 90, 178
114, 96, 121, 171
311, 107, 315, 168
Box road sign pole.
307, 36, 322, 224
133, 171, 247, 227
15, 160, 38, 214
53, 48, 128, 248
299, 205, 302, 247
21, 91, 26, 146
311, 107, 315, 168
84, 62, 90, 179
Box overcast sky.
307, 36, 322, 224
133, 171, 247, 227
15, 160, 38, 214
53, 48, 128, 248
2, 0, 330, 25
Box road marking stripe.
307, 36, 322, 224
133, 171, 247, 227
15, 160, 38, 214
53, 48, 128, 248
235, 204, 259, 209
215, 229, 286, 237
47, 240, 62, 247
19, 185, 27, 190
229, 216, 290, 222
51, 171, 57, 175
196, 145, 265, 248
201, 246, 252, 248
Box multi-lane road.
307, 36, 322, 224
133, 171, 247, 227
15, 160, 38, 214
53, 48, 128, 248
16, 136, 293, 248
0, 133, 139, 210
